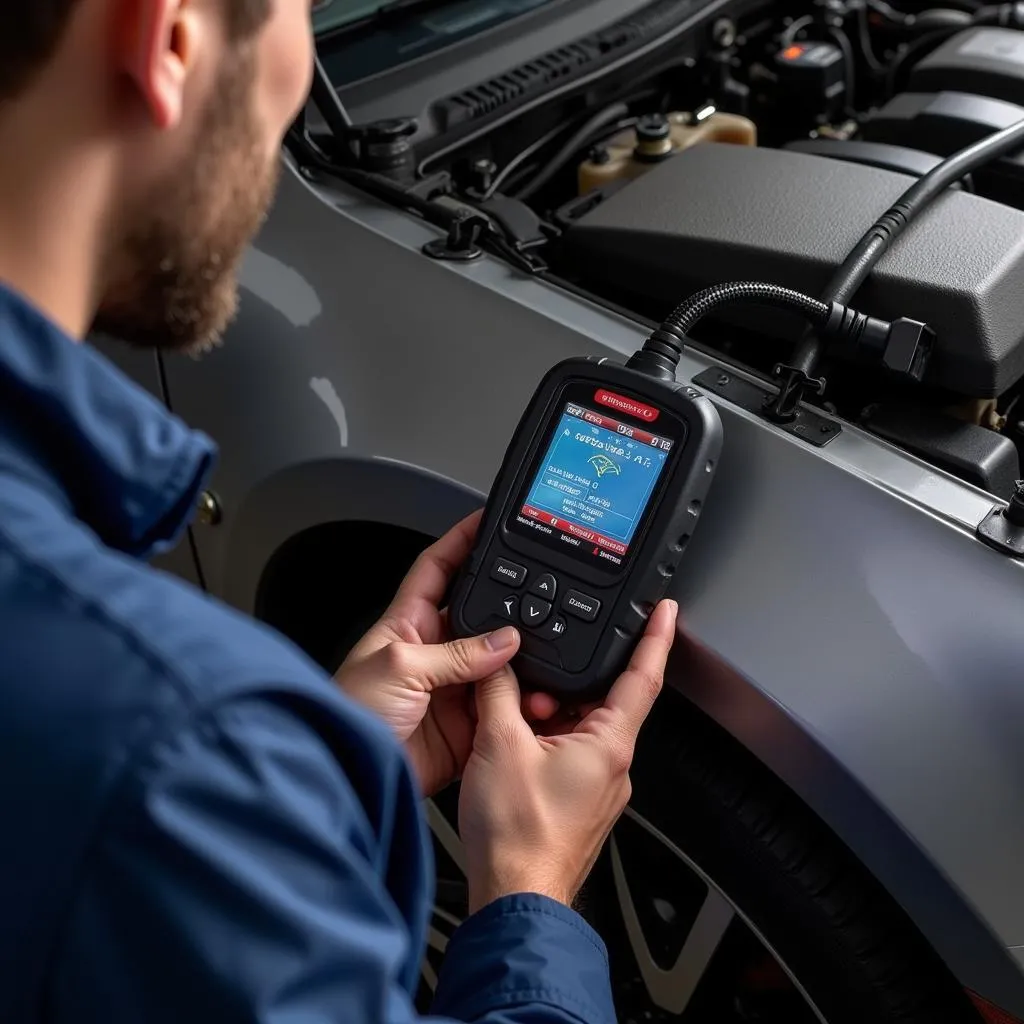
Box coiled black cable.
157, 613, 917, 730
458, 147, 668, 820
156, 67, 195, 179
627, 283, 832, 379
627, 282, 932, 384
786, 114, 1024, 382
661, 283, 830, 342
830, 116, 1024, 300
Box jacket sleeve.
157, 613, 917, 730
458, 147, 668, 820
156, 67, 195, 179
46, 694, 616, 1024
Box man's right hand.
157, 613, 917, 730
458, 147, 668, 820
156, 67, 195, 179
458, 599, 677, 914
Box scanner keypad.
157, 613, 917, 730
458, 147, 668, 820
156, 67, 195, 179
486, 557, 600, 649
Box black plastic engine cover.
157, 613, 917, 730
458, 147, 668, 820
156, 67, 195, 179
782, 137, 966, 185
860, 91, 1024, 207
908, 27, 1024, 107
562, 143, 1024, 396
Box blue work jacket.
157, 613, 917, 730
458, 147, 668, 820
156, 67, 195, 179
0, 282, 615, 1024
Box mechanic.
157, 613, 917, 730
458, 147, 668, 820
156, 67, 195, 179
0, 2, 679, 1022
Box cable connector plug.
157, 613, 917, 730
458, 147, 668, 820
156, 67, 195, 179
625, 328, 685, 381
823, 302, 934, 382
629, 280, 934, 387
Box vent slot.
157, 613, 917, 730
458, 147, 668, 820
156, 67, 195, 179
436, 43, 597, 128
433, 0, 697, 130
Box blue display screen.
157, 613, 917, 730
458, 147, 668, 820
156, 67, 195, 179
519, 401, 673, 561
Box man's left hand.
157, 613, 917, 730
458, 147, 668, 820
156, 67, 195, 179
335, 511, 558, 796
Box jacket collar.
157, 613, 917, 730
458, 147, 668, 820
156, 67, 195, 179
0, 283, 216, 559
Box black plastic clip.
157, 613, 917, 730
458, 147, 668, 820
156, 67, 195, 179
693, 367, 840, 446
762, 363, 826, 424
423, 210, 486, 262
977, 480, 1024, 557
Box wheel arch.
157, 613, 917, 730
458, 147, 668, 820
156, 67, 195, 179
254, 519, 435, 670
218, 455, 485, 618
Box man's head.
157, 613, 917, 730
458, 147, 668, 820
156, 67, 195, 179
0, 1, 315, 352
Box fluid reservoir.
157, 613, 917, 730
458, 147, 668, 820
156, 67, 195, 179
578, 108, 757, 195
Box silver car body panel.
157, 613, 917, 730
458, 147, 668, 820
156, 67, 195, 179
153, 156, 1024, 1014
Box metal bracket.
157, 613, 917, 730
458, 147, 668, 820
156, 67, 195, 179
693, 367, 841, 446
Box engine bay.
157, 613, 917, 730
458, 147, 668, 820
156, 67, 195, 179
306, 0, 1024, 499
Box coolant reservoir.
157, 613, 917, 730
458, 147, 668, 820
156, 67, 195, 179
578, 108, 757, 195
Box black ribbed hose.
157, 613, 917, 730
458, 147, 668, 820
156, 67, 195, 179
663, 282, 830, 339
629, 281, 931, 385
627, 282, 831, 378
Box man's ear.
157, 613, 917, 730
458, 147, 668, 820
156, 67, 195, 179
118, 0, 203, 130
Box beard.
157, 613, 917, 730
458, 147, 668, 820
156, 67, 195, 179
92, 44, 280, 355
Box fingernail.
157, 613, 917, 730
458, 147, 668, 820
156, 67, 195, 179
485, 626, 519, 651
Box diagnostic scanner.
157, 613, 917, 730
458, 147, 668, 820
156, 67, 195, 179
450, 356, 722, 701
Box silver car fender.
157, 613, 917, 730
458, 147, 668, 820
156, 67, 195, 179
157, 157, 1024, 1015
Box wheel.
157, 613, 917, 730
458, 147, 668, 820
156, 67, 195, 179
423, 689, 980, 1023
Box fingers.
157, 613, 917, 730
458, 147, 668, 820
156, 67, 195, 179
389, 510, 483, 617
404, 625, 520, 691
602, 599, 677, 738
523, 691, 560, 722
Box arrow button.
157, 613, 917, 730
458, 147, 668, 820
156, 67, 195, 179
499, 595, 519, 620
520, 595, 552, 627
529, 573, 558, 600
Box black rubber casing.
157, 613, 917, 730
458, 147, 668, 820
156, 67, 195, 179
449, 356, 723, 701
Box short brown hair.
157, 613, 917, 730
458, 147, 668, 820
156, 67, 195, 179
0, 0, 271, 100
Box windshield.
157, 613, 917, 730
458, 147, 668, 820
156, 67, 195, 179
313, 1, 383, 33
313, 0, 552, 36
314, 0, 555, 85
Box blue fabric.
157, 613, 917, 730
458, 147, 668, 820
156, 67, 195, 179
0, 282, 616, 1024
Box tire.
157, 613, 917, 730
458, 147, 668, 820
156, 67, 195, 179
617, 687, 980, 1024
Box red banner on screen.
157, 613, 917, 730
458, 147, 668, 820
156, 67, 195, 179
593, 389, 660, 423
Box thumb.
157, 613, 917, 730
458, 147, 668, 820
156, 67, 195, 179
411, 625, 521, 690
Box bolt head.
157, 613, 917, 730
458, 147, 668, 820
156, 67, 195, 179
196, 490, 221, 526
712, 17, 737, 46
